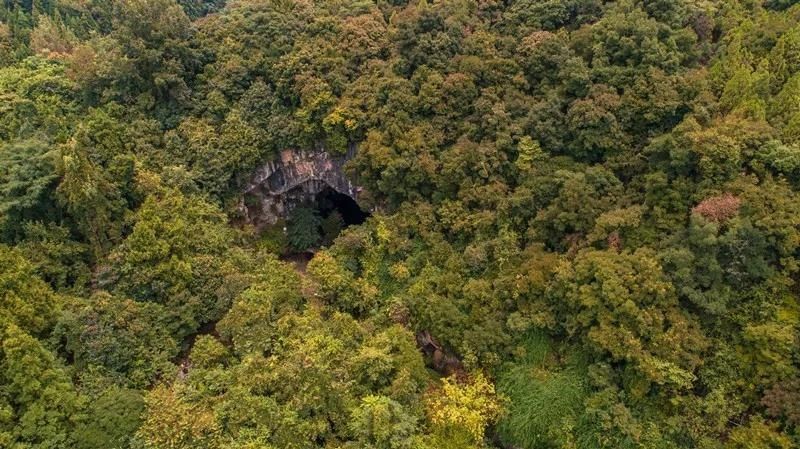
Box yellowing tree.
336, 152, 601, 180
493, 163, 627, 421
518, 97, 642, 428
137, 385, 220, 449
424, 373, 503, 448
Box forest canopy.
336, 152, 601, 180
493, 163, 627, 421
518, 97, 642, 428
1, 0, 800, 448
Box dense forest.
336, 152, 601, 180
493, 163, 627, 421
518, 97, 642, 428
1, 0, 800, 448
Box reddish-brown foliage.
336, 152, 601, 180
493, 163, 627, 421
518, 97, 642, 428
762, 379, 800, 427
692, 193, 742, 223
607, 231, 622, 252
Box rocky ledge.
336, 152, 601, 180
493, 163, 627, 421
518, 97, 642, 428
239, 145, 360, 227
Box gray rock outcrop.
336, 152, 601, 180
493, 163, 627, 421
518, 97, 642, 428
240, 145, 360, 227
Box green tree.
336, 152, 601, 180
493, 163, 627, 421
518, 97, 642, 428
497, 334, 587, 449
424, 373, 503, 449
57, 128, 125, 259
286, 206, 322, 251
0, 323, 82, 448
73, 387, 145, 449
0, 244, 60, 335
177, 0, 226, 18
56, 292, 178, 387
16, 221, 91, 293
549, 248, 707, 390
217, 257, 303, 356
0, 139, 59, 242
349, 395, 420, 449
109, 187, 240, 336
137, 384, 220, 449
321, 211, 345, 246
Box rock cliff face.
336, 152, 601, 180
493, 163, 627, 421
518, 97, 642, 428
240, 145, 360, 227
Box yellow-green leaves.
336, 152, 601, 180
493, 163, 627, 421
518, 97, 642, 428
425, 373, 503, 447
551, 248, 706, 390
0, 245, 60, 335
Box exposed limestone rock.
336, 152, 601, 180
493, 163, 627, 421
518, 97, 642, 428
240, 145, 360, 227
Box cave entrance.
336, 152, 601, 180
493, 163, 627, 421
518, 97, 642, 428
280, 185, 369, 255
315, 187, 369, 226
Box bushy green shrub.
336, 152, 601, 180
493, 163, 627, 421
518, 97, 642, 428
287, 206, 322, 251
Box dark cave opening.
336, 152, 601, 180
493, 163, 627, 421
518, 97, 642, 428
314, 187, 369, 226
274, 185, 370, 256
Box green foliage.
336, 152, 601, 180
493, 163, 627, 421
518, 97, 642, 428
286, 206, 322, 251
321, 211, 345, 246
73, 387, 145, 449
497, 334, 588, 449
15, 221, 91, 293
256, 222, 289, 255
56, 292, 178, 387
57, 126, 126, 258
1, 0, 800, 447
725, 418, 793, 449
550, 248, 707, 390
0, 139, 59, 241
307, 250, 365, 313
178, 0, 226, 19
0, 244, 60, 335
349, 395, 419, 449
0, 57, 76, 141
142, 306, 431, 448
217, 256, 303, 356
137, 384, 220, 449
109, 187, 239, 336
0, 323, 82, 448
424, 373, 503, 448
189, 335, 230, 369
